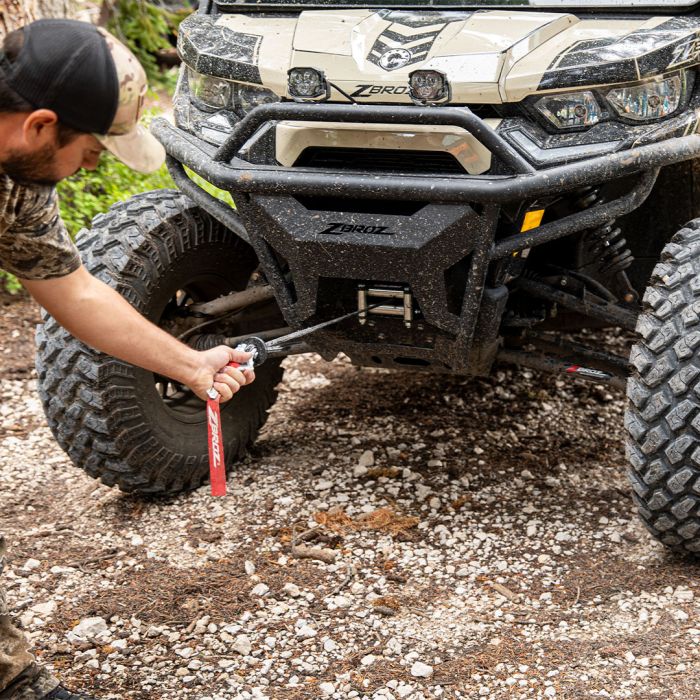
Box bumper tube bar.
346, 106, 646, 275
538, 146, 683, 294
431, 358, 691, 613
151, 115, 700, 204
491, 169, 659, 259
167, 156, 250, 243
212, 103, 535, 175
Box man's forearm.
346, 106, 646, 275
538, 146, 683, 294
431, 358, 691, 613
24, 267, 202, 384
22, 266, 255, 401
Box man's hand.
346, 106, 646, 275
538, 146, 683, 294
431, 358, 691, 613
188, 345, 256, 402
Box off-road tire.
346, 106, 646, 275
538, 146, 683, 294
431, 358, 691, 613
626, 219, 700, 554
35, 190, 283, 496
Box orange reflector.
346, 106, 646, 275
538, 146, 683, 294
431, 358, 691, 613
521, 209, 545, 232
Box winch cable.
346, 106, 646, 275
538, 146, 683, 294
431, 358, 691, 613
205, 304, 379, 496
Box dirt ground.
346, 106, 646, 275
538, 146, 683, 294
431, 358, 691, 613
1, 291, 700, 700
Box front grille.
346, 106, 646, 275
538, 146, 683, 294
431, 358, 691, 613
293, 147, 465, 175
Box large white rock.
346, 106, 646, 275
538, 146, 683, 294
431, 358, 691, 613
67, 616, 108, 643
30, 600, 57, 618
358, 450, 375, 467
410, 661, 434, 678
296, 624, 317, 639
232, 635, 252, 655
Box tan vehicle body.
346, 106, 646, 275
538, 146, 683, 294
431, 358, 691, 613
179, 10, 700, 169
209, 11, 673, 102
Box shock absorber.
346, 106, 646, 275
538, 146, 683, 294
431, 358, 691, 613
574, 187, 637, 303
581, 223, 634, 277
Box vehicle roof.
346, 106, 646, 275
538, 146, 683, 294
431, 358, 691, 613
213, 0, 700, 14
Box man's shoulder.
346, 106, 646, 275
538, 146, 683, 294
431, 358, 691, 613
0, 173, 58, 226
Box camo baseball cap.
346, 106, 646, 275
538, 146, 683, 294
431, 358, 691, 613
0, 19, 165, 174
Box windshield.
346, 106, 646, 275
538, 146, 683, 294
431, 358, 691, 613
217, 0, 699, 10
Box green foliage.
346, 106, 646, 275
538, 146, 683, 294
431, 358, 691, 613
184, 167, 235, 207
56, 153, 175, 238
106, 0, 189, 87
0, 270, 22, 294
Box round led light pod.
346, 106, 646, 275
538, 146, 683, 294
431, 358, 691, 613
409, 70, 449, 104
288, 67, 328, 100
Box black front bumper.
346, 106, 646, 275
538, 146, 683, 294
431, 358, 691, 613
151, 104, 700, 373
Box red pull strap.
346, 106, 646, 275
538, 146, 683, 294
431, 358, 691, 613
205, 360, 250, 497
206, 394, 227, 497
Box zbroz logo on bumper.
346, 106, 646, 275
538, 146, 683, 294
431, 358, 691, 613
319, 223, 395, 236
351, 84, 410, 98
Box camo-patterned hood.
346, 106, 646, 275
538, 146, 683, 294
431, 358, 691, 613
179, 10, 700, 103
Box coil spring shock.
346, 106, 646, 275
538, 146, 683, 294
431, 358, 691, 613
576, 187, 634, 276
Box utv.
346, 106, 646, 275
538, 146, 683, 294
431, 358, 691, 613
36, 0, 700, 554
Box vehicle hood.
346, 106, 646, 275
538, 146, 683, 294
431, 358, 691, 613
179, 11, 700, 103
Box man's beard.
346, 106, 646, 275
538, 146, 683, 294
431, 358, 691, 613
1, 144, 60, 187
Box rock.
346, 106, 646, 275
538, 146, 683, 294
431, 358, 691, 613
70, 617, 108, 640
244, 560, 256, 575
50, 566, 76, 574
296, 624, 317, 639
319, 682, 335, 696
315, 479, 334, 491
30, 600, 56, 617
232, 635, 252, 655
284, 582, 301, 597
323, 638, 339, 652
23, 558, 41, 571
410, 661, 433, 678
358, 450, 375, 467
251, 583, 269, 596
674, 587, 694, 602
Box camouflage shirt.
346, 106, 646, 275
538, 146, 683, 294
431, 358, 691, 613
0, 173, 80, 281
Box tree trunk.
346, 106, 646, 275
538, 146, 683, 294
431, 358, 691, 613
0, 0, 72, 35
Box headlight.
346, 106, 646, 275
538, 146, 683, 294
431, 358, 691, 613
607, 72, 686, 122
233, 83, 280, 114
535, 91, 602, 130
188, 68, 231, 110
187, 68, 279, 115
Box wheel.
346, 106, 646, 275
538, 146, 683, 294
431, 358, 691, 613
626, 218, 700, 554
35, 190, 284, 495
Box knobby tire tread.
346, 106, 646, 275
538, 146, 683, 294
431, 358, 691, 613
626, 218, 700, 554
35, 190, 283, 496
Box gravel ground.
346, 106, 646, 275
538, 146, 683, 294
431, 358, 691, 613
1, 295, 700, 700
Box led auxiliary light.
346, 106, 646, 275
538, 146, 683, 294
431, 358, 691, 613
288, 67, 328, 100
409, 70, 449, 104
